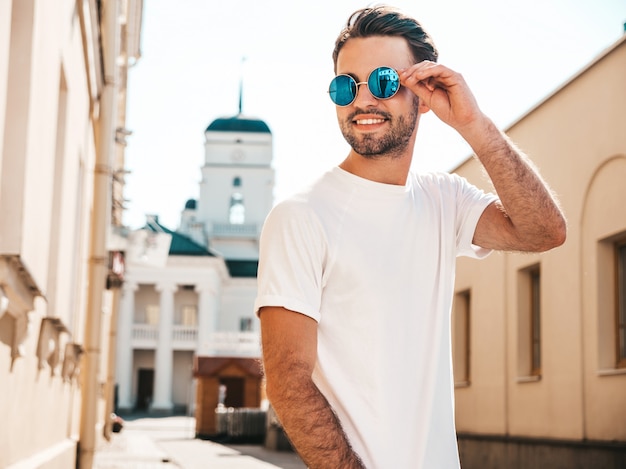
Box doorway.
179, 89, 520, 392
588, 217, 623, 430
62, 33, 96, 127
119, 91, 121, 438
220, 377, 245, 408
136, 368, 154, 411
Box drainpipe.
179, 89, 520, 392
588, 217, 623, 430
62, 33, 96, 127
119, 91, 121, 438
78, 0, 120, 467
103, 286, 120, 440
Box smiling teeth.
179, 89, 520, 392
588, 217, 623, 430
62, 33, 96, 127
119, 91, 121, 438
356, 118, 385, 125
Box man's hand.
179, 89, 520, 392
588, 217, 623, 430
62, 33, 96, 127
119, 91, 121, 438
399, 61, 484, 136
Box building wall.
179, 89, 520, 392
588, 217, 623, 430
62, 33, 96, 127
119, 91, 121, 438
220, 278, 259, 332
199, 164, 274, 227
173, 350, 195, 410
0, 1, 142, 467
0, 0, 11, 159
0, 1, 94, 467
453, 37, 626, 465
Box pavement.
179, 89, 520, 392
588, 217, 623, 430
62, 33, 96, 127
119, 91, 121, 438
93, 415, 306, 469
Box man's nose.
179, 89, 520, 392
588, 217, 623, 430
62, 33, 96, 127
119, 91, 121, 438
353, 82, 378, 107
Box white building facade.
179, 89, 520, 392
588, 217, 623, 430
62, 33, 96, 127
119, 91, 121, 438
116, 115, 274, 415
0, 1, 143, 468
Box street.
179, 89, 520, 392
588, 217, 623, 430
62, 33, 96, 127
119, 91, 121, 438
94, 415, 306, 469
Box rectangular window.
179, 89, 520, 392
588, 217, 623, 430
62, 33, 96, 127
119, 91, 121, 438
240, 317, 253, 332
518, 264, 541, 379
46, 68, 67, 320
530, 268, 541, 376
616, 241, 626, 368
452, 290, 471, 385
176, 305, 197, 326
145, 305, 159, 325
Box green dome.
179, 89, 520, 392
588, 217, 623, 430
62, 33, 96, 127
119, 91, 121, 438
205, 115, 271, 134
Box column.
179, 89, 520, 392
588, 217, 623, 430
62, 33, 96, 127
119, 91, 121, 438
116, 281, 137, 412
151, 281, 176, 413
196, 271, 220, 356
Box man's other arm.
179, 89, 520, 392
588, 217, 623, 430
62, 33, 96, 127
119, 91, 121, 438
259, 306, 365, 469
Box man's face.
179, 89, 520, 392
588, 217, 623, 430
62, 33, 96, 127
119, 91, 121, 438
335, 36, 427, 158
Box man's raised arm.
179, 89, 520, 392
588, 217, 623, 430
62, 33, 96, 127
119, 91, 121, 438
401, 62, 567, 252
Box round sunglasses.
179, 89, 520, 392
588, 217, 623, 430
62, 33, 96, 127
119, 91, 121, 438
328, 66, 400, 106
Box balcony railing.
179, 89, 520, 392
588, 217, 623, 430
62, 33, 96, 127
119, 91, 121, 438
132, 324, 158, 342
173, 325, 198, 343
210, 222, 258, 238
130, 324, 260, 356
210, 331, 260, 355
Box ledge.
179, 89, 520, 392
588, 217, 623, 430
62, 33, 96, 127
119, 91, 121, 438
516, 375, 541, 383
597, 368, 626, 377
456, 432, 626, 450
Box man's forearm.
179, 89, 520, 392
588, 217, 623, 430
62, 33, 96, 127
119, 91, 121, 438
269, 375, 365, 469
463, 115, 566, 251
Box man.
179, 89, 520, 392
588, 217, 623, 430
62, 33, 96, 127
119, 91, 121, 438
254, 5, 566, 468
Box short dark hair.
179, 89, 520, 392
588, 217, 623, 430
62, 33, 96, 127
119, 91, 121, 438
332, 5, 438, 72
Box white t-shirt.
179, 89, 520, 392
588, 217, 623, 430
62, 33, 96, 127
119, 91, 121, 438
255, 167, 497, 468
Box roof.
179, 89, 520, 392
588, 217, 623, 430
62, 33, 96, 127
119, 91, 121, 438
144, 217, 213, 257
451, 34, 626, 173
225, 259, 258, 278
193, 356, 263, 378
205, 114, 271, 134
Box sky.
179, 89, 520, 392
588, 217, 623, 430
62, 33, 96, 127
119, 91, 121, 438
122, 0, 626, 230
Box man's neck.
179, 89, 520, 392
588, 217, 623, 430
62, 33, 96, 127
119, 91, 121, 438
339, 151, 413, 185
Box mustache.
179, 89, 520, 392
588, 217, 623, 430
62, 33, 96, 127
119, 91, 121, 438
347, 109, 392, 121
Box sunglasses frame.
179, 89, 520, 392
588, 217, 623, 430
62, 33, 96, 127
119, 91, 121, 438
328, 66, 401, 107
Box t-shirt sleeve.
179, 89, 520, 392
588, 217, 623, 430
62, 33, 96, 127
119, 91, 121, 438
452, 174, 498, 259
253, 199, 326, 322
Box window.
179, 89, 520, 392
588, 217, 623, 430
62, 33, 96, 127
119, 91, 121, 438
240, 317, 253, 332
229, 177, 245, 224
176, 305, 197, 327
616, 241, 626, 368
518, 264, 541, 379
46, 69, 68, 318
598, 235, 626, 370
530, 268, 541, 376
229, 192, 245, 224
145, 305, 159, 325
452, 290, 470, 385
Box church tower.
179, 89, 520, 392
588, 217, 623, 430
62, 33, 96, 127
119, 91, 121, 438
180, 113, 274, 277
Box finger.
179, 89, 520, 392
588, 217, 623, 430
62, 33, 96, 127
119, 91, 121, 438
400, 71, 441, 99
400, 63, 458, 89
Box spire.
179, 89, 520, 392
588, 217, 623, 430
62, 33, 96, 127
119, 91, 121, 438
238, 57, 246, 115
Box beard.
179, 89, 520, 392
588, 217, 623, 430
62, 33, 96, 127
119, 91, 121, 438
339, 98, 419, 158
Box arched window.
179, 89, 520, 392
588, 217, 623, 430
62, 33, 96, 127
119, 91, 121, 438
229, 192, 245, 224
229, 177, 245, 224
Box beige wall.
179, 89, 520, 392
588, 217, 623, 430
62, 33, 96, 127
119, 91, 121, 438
0, 1, 142, 468
453, 37, 626, 443
0, 2, 96, 467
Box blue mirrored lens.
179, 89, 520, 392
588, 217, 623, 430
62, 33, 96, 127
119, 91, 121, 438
368, 67, 400, 99
329, 75, 357, 106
